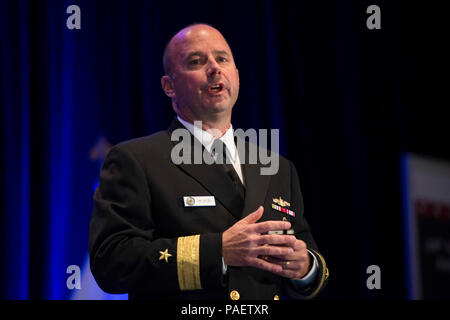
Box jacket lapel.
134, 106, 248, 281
167, 118, 245, 220
239, 140, 272, 219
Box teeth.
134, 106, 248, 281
210, 84, 222, 92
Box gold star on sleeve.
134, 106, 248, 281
159, 249, 172, 263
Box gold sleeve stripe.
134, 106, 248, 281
177, 235, 202, 291
304, 249, 329, 300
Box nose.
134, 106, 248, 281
206, 58, 221, 78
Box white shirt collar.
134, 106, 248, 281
177, 115, 237, 161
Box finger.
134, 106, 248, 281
269, 239, 308, 256
241, 206, 264, 224
247, 257, 283, 274
268, 246, 307, 261
272, 268, 300, 279
252, 220, 291, 234
252, 245, 294, 256
260, 258, 303, 278
262, 256, 300, 270
295, 239, 307, 251
257, 234, 297, 246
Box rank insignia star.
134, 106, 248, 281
159, 249, 172, 263
273, 196, 290, 207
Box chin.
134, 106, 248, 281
208, 103, 233, 114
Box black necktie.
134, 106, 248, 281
211, 139, 246, 200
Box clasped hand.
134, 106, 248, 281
222, 206, 310, 279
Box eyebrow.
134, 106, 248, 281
185, 50, 230, 61
212, 50, 230, 57
185, 51, 204, 61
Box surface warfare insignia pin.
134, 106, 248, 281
273, 196, 290, 207
272, 197, 295, 217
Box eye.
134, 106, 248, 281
189, 59, 201, 65
217, 56, 228, 63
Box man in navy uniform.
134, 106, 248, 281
89, 24, 328, 300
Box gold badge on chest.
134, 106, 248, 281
272, 196, 290, 207
272, 196, 295, 217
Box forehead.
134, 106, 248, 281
171, 26, 233, 59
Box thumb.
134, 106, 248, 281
242, 206, 264, 224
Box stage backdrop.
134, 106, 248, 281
403, 154, 450, 299
1, 0, 449, 299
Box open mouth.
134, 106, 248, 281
207, 83, 225, 94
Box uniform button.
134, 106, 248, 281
282, 217, 287, 221
273, 294, 280, 300
230, 290, 240, 300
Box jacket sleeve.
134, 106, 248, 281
282, 161, 329, 299
88, 145, 224, 295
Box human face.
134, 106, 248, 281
162, 25, 240, 122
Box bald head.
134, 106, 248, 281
163, 24, 233, 75
160, 23, 240, 131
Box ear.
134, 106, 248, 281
161, 75, 176, 98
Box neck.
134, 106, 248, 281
176, 111, 231, 138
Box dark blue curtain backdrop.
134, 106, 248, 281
1, 0, 448, 299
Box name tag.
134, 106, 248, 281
183, 196, 216, 207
